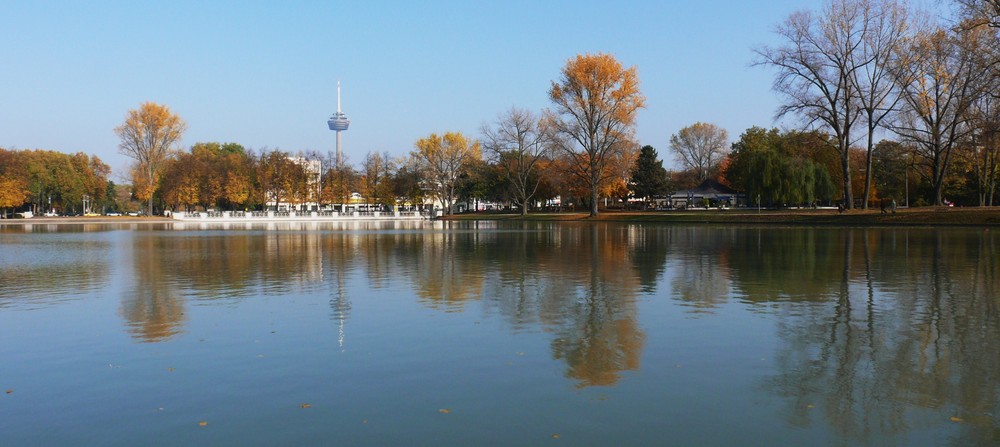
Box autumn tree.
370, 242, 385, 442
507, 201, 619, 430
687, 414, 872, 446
545, 53, 645, 217
412, 131, 481, 215
481, 107, 551, 215
890, 25, 991, 205
360, 151, 396, 208
757, 0, 869, 208
669, 122, 729, 182
256, 149, 308, 210
956, 0, 1000, 29
630, 145, 671, 202
392, 155, 427, 209
321, 153, 358, 208
0, 175, 29, 218
965, 89, 1000, 205
115, 102, 186, 216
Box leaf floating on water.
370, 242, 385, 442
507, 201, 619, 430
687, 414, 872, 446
950, 416, 964, 423
438, 409, 452, 414
167, 367, 175, 372
5, 390, 12, 394
362, 419, 368, 424
198, 421, 208, 427
300, 403, 312, 409
552, 434, 561, 439
516, 352, 525, 356
806, 404, 815, 409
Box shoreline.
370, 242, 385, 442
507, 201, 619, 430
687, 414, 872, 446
442, 206, 1000, 227
3, 206, 999, 227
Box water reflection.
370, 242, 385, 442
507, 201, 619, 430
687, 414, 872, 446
6, 222, 1000, 443
122, 233, 184, 342
0, 232, 110, 308
756, 229, 1000, 446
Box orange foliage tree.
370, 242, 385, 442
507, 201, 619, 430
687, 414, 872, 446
115, 102, 186, 216
545, 53, 645, 217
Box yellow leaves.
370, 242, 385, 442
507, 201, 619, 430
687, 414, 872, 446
549, 53, 645, 127
950, 416, 964, 422
438, 408, 452, 414
300, 403, 312, 409
198, 421, 208, 427
0, 176, 30, 209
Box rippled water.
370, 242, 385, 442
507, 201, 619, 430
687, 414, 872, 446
1, 221, 998, 446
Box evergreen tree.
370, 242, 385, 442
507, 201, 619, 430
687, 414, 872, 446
630, 145, 670, 200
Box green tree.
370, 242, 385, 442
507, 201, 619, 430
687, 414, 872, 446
629, 145, 670, 202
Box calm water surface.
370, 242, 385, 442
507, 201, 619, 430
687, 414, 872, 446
1, 221, 998, 446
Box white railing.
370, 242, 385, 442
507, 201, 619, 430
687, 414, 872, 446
172, 209, 431, 221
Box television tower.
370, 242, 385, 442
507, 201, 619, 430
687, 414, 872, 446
327, 81, 350, 166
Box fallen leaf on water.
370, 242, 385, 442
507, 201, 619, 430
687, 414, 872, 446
438, 409, 451, 414
300, 403, 311, 409
5, 390, 12, 394
167, 368, 175, 372
516, 352, 525, 356
362, 419, 368, 424
807, 404, 815, 409
198, 421, 208, 427
552, 434, 561, 439
950, 416, 964, 423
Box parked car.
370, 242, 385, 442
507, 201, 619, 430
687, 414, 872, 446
106, 212, 121, 217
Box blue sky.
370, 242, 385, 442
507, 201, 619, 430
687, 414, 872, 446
3, 0, 844, 175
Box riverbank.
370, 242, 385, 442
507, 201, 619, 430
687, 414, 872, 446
5, 207, 1000, 226
0, 216, 174, 226
443, 206, 1000, 226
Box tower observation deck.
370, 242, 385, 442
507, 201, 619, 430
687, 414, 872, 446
327, 81, 350, 165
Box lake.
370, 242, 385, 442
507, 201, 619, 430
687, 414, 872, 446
1, 221, 998, 446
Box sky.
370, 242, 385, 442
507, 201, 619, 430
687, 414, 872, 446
4, 0, 853, 176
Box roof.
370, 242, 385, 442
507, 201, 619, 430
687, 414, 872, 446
672, 179, 738, 197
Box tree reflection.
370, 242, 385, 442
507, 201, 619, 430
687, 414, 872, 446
765, 229, 1000, 445
471, 223, 647, 387
121, 234, 184, 342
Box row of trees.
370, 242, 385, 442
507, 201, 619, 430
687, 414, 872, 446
0, 148, 133, 218
105, 53, 646, 217
757, 0, 1000, 208
6, 0, 997, 216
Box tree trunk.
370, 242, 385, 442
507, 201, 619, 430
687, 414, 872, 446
590, 184, 599, 217
841, 149, 853, 210
863, 131, 874, 210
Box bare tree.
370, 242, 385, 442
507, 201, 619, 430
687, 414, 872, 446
669, 122, 729, 182
481, 108, 550, 215
852, 0, 910, 208
545, 53, 645, 217
757, 0, 869, 208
